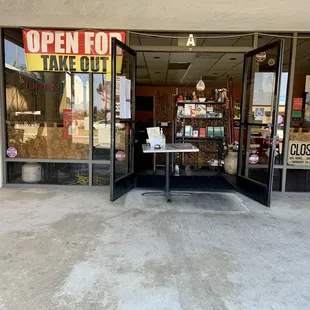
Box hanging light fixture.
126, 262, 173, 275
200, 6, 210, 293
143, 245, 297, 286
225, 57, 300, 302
196, 77, 205, 92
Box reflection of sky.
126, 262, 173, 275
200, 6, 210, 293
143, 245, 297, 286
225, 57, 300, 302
254, 72, 288, 106
93, 74, 106, 108
5, 40, 26, 66
280, 72, 288, 105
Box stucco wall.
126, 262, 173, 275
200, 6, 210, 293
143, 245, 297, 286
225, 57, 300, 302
0, 0, 309, 31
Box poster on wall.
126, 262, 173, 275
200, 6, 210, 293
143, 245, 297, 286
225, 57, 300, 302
288, 141, 310, 165
22, 29, 126, 73
254, 107, 265, 121
293, 98, 303, 110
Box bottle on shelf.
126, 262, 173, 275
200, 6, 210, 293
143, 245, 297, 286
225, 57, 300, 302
160, 128, 166, 147
192, 91, 198, 102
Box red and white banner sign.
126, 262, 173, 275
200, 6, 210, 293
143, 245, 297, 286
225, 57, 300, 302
22, 29, 126, 72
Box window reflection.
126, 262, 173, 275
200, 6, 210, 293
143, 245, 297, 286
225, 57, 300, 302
93, 74, 111, 159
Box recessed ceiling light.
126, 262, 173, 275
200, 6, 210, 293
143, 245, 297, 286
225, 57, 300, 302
153, 56, 160, 59
229, 57, 237, 60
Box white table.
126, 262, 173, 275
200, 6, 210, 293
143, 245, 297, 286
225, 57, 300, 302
142, 143, 199, 202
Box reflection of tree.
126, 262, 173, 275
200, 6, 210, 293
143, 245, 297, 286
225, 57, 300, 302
96, 83, 104, 95
95, 83, 110, 123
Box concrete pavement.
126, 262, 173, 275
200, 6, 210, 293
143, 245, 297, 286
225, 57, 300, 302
0, 187, 309, 310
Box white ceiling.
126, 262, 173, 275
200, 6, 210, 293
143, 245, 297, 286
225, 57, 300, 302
1, 0, 310, 31
134, 33, 295, 87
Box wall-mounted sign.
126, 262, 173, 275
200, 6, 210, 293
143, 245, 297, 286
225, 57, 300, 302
249, 153, 259, 164
254, 107, 265, 121
186, 34, 196, 47
288, 141, 310, 165
115, 150, 126, 161
256, 52, 266, 62
22, 29, 126, 73
7, 147, 17, 158
292, 110, 302, 121
293, 98, 303, 111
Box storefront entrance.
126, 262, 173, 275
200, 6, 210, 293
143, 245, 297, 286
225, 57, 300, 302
6, 29, 309, 203
109, 38, 285, 207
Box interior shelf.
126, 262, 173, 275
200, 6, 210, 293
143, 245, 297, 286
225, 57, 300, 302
176, 101, 225, 105
176, 136, 224, 140
177, 116, 223, 119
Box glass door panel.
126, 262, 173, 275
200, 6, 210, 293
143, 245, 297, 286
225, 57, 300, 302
110, 38, 136, 201
237, 40, 284, 207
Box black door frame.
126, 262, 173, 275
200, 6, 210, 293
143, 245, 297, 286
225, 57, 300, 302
110, 38, 137, 201
237, 40, 284, 207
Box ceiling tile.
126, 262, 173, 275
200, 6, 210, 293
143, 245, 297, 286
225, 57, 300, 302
137, 68, 149, 79
144, 52, 170, 62
194, 53, 224, 61
146, 61, 168, 71
169, 52, 197, 62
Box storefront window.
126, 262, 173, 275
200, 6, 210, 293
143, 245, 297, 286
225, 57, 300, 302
288, 35, 310, 168
5, 36, 89, 159
8, 162, 89, 185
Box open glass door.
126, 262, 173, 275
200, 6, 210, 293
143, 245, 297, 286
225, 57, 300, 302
110, 38, 136, 201
237, 40, 284, 207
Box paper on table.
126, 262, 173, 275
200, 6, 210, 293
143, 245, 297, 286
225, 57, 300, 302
147, 127, 160, 139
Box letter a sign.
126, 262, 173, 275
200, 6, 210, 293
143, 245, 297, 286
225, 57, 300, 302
186, 34, 196, 47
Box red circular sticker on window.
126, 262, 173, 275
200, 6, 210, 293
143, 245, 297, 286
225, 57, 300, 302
7, 147, 17, 158
115, 150, 126, 161
256, 52, 266, 62
249, 153, 259, 164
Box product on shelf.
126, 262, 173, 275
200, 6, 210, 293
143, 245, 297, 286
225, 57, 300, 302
174, 88, 228, 169
214, 126, 222, 137
184, 104, 195, 116
199, 128, 206, 137
190, 109, 197, 117
192, 91, 199, 102
207, 127, 214, 137
177, 106, 184, 117
220, 126, 225, 136
196, 104, 206, 116
184, 125, 193, 136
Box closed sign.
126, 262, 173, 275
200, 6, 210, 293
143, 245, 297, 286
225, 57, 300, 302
288, 141, 310, 165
